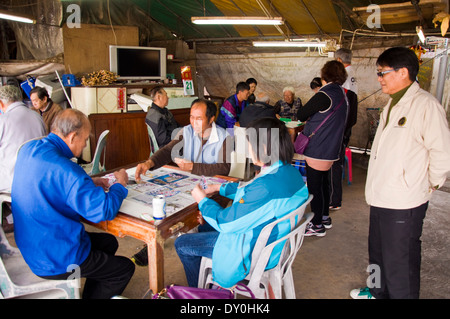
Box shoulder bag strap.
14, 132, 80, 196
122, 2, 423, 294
308, 95, 346, 138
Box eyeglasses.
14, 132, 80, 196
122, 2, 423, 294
377, 69, 398, 78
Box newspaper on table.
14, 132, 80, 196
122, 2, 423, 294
103, 166, 229, 221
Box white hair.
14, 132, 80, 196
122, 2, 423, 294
283, 86, 295, 95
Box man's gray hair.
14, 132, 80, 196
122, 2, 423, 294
51, 108, 90, 137
149, 85, 165, 101
335, 48, 352, 64
255, 92, 270, 103
283, 86, 295, 95
0, 85, 22, 103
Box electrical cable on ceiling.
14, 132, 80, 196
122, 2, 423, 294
107, 0, 117, 45
256, 0, 287, 39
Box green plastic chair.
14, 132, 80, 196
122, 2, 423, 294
146, 124, 160, 157
82, 130, 109, 175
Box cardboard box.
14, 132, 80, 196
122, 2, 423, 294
35, 75, 66, 103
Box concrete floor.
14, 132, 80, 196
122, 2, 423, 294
104, 153, 450, 299
6, 154, 449, 299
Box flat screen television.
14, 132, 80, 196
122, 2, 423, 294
109, 45, 167, 81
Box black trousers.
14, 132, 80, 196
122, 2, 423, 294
368, 203, 427, 299
306, 163, 330, 226
329, 143, 346, 207
41, 232, 135, 299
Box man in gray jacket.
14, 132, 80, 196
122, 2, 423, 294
0, 85, 46, 191
0, 85, 46, 232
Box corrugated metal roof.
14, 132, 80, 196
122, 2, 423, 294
131, 0, 240, 40
129, 0, 446, 42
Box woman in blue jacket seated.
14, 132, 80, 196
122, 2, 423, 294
175, 117, 309, 288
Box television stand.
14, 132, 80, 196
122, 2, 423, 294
126, 80, 151, 84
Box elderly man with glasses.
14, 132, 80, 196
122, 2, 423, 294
351, 47, 450, 299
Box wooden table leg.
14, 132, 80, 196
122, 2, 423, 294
146, 233, 165, 294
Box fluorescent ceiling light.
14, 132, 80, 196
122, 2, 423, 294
0, 10, 35, 24
192, 16, 284, 25
253, 41, 327, 48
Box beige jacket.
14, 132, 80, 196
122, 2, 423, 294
365, 82, 450, 209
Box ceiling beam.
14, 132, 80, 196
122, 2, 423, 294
153, 0, 208, 39
229, 0, 264, 37
266, 0, 297, 36
256, 0, 288, 38
298, 0, 325, 35
193, 35, 417, 54
193, 0, 234, 38
353, 0, 446, 25
332, 0, 366, 29
369, 0, 386, 31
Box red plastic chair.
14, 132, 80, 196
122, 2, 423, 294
344, 147, 352, 185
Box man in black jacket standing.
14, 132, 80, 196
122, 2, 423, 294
145, 86, 179, 149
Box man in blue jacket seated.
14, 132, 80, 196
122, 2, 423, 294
216, 81, 250, 128
175, 117, 309, 288
11, 108, 135, 299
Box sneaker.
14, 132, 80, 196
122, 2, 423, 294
305, 222, 326, 237
350, 287, 376, 299
329, 205, 341, 211
322, 217, 332, 229
131, 246, 148, 266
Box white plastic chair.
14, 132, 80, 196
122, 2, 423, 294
228, 150, 247, 179
198, 195, 313, 299
81, 130, 109, 175
146, 124, 160, 157
0, 194, 80, 299
229, 126, 253, 180
0, 193, 11, 227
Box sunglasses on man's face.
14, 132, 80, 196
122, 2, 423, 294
376, 68, 399, 78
